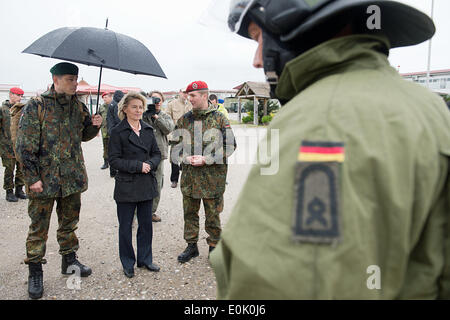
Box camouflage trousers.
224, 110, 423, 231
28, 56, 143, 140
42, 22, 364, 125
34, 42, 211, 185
102, 137, 109, 160
183, 195, 223, 246
1, 157, 24, 190
25, 192, 81, 264
152, 160, 164, 214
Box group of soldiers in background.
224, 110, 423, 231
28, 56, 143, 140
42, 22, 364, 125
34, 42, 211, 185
97, 86, 232, 223
0, 87, 27, 202
1, 65, 236, 299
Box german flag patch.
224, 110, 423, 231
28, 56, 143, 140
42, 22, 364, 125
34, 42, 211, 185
298, 141, 345, 162
292, 141, 344, 244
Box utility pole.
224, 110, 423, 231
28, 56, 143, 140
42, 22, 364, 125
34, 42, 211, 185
426, 0, 435, 88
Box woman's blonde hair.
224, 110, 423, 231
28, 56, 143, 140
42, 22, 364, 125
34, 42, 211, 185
117, 91, 147, 120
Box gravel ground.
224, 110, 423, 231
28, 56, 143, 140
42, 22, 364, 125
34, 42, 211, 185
0, 124, 255, 300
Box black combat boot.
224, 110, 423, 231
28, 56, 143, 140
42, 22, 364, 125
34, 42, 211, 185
6, 189, 18, 202
61, 252, 92, 277
100, 159, 109, 170
15, 186, 27, 199
28, 262, 43, 299
177, 243, 199, 263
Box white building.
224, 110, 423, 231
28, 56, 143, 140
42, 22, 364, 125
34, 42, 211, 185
401, 69, 450, 96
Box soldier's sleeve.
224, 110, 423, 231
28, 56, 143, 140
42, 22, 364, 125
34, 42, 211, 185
147, 132, 161, 172
437, 157, 450, 299
15, 99, 41, 186
80, 103, 100, 141
204, 113, 236, 165
0, 107, 6, 157
99, 104, 106, 129
153, 112, 175, 136
172, 116, 189, 164
222, 114, 236, 159
166, 101, 173, 120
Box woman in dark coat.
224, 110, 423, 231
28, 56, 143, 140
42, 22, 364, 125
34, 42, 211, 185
108, 92, 161, 278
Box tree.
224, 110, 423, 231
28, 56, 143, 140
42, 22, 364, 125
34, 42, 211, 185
243, 99, 280, 123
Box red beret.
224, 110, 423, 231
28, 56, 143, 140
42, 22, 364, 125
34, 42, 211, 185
10, 87, 24, 95
102, 91, 111, 98
185, 81, 208, 93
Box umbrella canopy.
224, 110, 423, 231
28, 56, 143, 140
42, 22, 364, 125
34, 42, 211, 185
23, 27, 166, 78
23, 24, 166, 113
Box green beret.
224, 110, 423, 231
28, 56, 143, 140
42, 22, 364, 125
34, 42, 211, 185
50, 62, 79, 76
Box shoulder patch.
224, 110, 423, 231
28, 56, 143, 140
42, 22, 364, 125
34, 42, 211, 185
292, 141, 345, 245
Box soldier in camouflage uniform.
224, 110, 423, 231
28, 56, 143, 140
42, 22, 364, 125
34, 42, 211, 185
174, 81, 236, 263
99, 91, 113, 170
142, 90, 174, 223
0, 87, 26, 202
16, 62, 102, 299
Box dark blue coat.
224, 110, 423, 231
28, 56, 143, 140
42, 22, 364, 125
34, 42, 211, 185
108, 119, 161, 203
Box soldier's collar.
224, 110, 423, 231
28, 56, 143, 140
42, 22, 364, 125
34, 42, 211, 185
42, 86, 77, 105
276, 34, 391, 103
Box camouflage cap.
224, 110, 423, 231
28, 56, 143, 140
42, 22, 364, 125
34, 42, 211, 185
50, 62, 79, 76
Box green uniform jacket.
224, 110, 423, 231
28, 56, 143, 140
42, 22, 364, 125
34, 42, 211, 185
211, 35, 450, 299
0, 101, 16, 159
176, 105, 236, 199
98, 102, 109, 139
16, 87, 100, 199
142, 110, 174, 160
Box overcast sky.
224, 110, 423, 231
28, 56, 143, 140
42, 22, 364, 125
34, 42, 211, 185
0, 0, 448, 93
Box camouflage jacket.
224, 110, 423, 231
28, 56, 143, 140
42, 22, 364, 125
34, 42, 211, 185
175, 105, 236, 199
98, 102, 109, 139
0, 100, 15, 159
16, 87, 100, 199
142, 110, 174, 160
10, 102, 25, 157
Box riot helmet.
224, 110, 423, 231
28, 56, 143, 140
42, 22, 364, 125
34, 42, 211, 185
228, 0, 435, 101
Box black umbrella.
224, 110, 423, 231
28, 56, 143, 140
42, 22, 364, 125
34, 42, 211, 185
23, 20, 167, 113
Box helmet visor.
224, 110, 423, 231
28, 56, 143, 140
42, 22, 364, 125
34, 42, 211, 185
228, 0, 257, 36
198, 0, 256, 37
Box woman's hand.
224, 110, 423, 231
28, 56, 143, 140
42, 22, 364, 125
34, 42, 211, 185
142, 162, 151, 174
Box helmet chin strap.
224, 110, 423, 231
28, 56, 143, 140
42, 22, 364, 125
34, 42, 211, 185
262, 31, 300, 104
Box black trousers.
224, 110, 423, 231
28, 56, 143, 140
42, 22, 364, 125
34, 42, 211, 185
170, 162, 181, 183
116, 200, 153, 270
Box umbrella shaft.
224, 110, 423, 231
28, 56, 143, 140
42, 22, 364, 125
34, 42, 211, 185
95, 66, 103, 114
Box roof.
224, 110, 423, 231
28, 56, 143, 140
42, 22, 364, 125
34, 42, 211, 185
400, 69, 450, 77
234, 81, 270, 98
76, 81, 142, 95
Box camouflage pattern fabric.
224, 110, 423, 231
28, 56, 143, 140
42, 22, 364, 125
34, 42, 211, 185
98, 102, 110, 139
2, 157, 24, 190
9, 102, 25, 158
175, 105, 236, 199
142, 110, 174, 160
152, 160, 164, 214
102, 137, 109, 161
0, 101, 15, 159
183, 195, 223, 246
16, 86, 100, 199
25, 192, 81, 264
